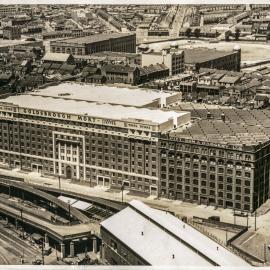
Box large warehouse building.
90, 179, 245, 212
50, 33, 136, 55
100, 200, 249, 266
0, 84, 186, 197
0, 83, 270, 212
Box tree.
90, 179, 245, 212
185, 28, 192, 38
234, 29, 241, 41
194, 28, 201, 39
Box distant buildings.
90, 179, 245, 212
101, 65, 141, 85
42, 29, 96, 40
0, 5, 17, 16
50, 33, 136, 55
42, 52, 75, 65
141, 44, 185, 76
3, 26, 21, 40
184, 47, 241, 73
5, 14, 32, 26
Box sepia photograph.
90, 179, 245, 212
0, 1, 270, 268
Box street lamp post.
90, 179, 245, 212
41, 237, 44, 265
58, 176, 61, 191
20, 208, 24, 239
68, 200, 71, 225
121, 184, 124, 204
233, 208, 236, 225
246, 212, 249, 228
255, 210, 257, 231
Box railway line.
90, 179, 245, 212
0, 225, 40, 258
0, 246, 10, 265
0, 224, 41, 264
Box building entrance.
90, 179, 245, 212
66, 166, 72, 179
150, 186, 157, 196
97, 176, 110, 187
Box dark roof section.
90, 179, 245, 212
185, 49, 238, 65
53, 33, 135, 45
103, 64, 137, 73
169, 105, 270, 147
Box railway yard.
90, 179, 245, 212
0, 173, 123, 265
0, 168, 270, 265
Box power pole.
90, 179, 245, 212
41, 238, 44, 265
68, 200, 71, 225
255, 210, 257, 231
58, 176, 61, 191
20, 209, 24, 239
121, 184, 124, 204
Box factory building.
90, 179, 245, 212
50, 33, 136, 55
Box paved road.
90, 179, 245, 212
0, 168, 255, 226
68, 18, 83, 30
3, 167, 270, 238
170, 6, 188, 38
44, 21, 54, 32
95, 13, 121, 33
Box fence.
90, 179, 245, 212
188, 217, 265, 266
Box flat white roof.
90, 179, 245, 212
71, 200, 92, 211
31, 83, 175, 107
4, 95, 185, 125
101, 200, 249, 266
58, 195, 77, 205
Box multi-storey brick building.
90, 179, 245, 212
158, 106, 270, 212
50, 33, 136, 55
0, 84, 185, 197
1, 83, 270, 212
184, 47, 241, 73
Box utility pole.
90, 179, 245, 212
58, 176, 61, 191
68, 200, 71, 225
233, 208, 236, 225
121, 184, 124, 204
255, 210, 257, 231
20, 208, 24, 239
41, 238, 44, 265
246, 212, 249, 228
54, 244, 58, 261
225, 229, 228, 246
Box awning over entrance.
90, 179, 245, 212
58, 196, 92, 211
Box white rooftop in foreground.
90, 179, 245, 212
31, 83, 175, 107
3, 95, 185, 125
101, 200, 250, 266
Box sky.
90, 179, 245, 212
2, 0, 270, 5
